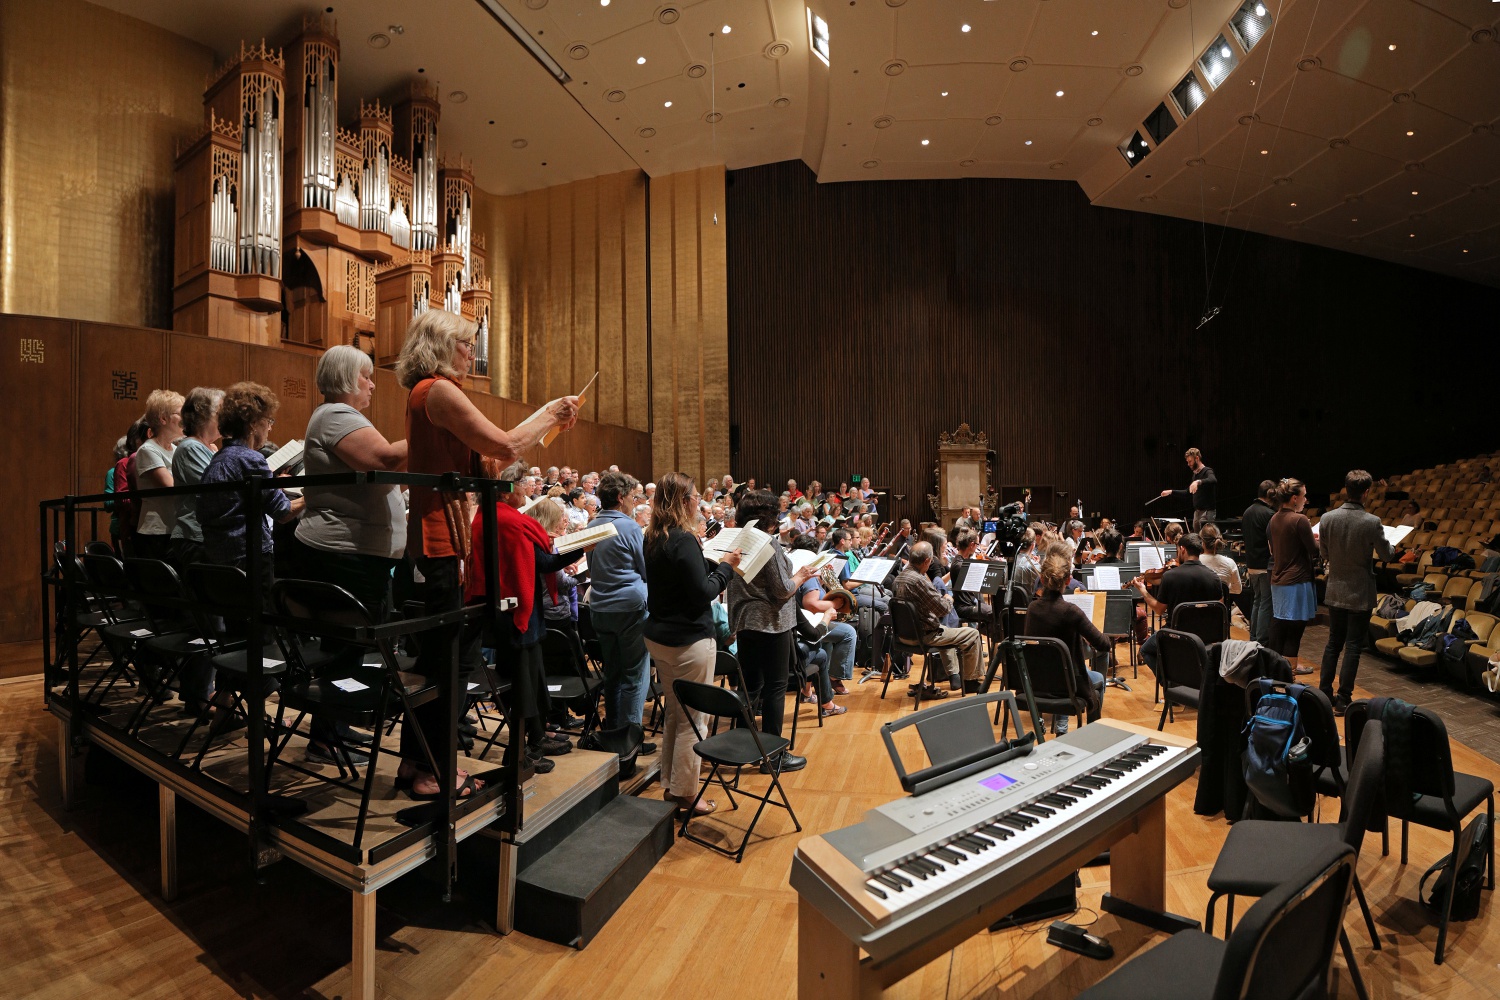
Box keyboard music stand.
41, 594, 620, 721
878, 691, 1038, 796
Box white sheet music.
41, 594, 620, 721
960, 562, 990, 593
849, 557, 895, 585
1062, 593, 1096, 620
703, 519, 777, 580
1158, 517, 1185, 524
1092, 565, 1121, 590
1382, 523, 1414, 547
1139, 546, 1165, 573
789, 549, 836, 574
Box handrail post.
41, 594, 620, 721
245, 476, 267, 878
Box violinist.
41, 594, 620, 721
949, 526, 998, 638
1094, 529, 1126, 564
1130, 532, 1226, 681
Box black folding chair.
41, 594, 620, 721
541, 627, 605, 738
1078, 843, 1358, 1000
1206, 724, 1387, 1000
881, 598, 948, 711
997, 636, 1087, 739
672, 678, 801, 863
80, 552, 181, 706
1155, 627, 1208, 730
122, 558, 218, 735
1243, 678, 1343, 816
1160, 599, 1227, 703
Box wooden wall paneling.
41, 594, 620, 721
723, 161, 1500, 527
698, 167, 730, 485
548, 182, 575, 404
649, 174, 677, 477
672, 169, 702, 483
166, 332, 247, 397
370, 368, 406, 444
597, 175, 625, 429
75, 322, 168, 496
1, 316, 77, 643
572, 178, 599, 422
246, 346, 318, 443
524, 188, 550, 407
621, 172, 650, 434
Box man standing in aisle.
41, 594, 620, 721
1317, 470, 1394, 716
1241, 479, 1276, 645
1160, 447, 1217, 531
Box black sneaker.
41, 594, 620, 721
306, 742, 371, 767
526, 748, 556, 773
639, 741, 658, 754
1333, 697, 1350, 718
536, 736, 573, 756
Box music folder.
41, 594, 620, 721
956, 560, 1008, 595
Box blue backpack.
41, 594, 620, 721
1244, 687, 1309, 818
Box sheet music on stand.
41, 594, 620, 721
849, 557, 897, 586
1138, 546, 1166, 574
1090, 565, 1121, 590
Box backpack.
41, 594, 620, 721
1420, 814, 1491, 921
1430, 546, 1463, 567
1405, 582, 1433, 601
1375, 594, 1406, 619
1244, 687, 1310, 819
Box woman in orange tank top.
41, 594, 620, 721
393, 310, 580, 799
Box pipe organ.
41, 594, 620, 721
171, 14, 488, 385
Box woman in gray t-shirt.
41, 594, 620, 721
292, 345, 408, 617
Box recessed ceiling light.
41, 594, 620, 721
1411, 190, 1419, 195
1388, 44, 1396, 51
1024, 139, 1033, 145
1351, 218, 1357, 222
1255, 3, 1266, 15
664, 101, 673, 107
1055, 90, 1064, 97
1409, 233, 1415, 237
722, 24, 731, 33
1405, 130, 1414, 136
601, 0, 609, 5
1221, 45, 1231, 58
1463, 249, 1469, 253
1091, 30, 1099, 36
921, 139, 930, 145
941, 91, 949, 96
637, 56, 646, 64
961, 24, 971, 33
1260, 149, 1268, 155
1290, 202, 1297, 207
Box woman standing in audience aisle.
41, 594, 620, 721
198, 382, 303, 584
169, 387, 223, 569
133, 389, 185, 560
642, 473, 741, 815
729, 490, 820, 773
396, 309, 578, 801
1267, 478, 1320, 675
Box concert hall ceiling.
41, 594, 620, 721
94, 0, 1500, 286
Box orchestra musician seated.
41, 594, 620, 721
1025, 543, 1110, 735
1093, 529, 1126, 564
948, 526, 997, 637
791, 534, 857, 704
892, 541, 984, 697
1130, 531, 1227, 680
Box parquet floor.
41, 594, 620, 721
2, 637, 1498, 1000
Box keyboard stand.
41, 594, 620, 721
795, 719, 1196, 999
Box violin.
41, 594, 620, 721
1123, 560, 1178, 590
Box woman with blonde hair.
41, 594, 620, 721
134, 388, 186, 559
169, 386, 223, 568
394, 309, 580, 799
1197, 523, 1243, 598
1024, 542, 1110, 734
643, 473, 742, 815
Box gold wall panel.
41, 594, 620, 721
0, 0, 212, 329
649, 165, 729, 486
472, 169, 649, 434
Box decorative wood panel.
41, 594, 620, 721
166, 332, 247, 397
76, 323, 168, 496
649, 165, 729, 486
246, 346, 319, 444
725, 161, 1500, 526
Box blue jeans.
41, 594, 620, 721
593, 607, 651, 727
822, 621, 856, 681
1248, 571, 1273, 646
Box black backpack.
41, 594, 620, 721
1244, 686, 1311, 819
1420, 814, 1491, 921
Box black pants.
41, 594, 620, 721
1269, 617, 1309, 661
737, 629, 792, 737
1319, 606, 1367, 703
404, 555, 462, 766
495, 641, 549, 766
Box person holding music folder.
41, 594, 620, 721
728, 490, 821, 772
1025, 543, 1110, 734
1131, 531, 1226, 681
791, 535, 857, 701
1317, 469, 1395, 715
1158, 446, 1218, 531
892, 541, 984, 698
397, 308, 579, 800
643, 473, 742, 814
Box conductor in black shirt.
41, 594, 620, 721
1159, 447, 1218, 531
1132, 532, 1227, 680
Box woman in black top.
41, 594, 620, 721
643, 472, 741, 815
1025, 543, 1110, 735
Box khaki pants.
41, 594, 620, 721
923, 626, 982, 681
644, 637, 716, 797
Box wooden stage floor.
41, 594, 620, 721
3, 646, 1499, 999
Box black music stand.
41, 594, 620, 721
1102, 595, 1137, 692
878, 691, 1037, 796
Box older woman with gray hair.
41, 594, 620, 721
169, 386, 224, 568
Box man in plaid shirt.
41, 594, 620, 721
892, 541, 983, 694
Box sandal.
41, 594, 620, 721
820, 703, 848, 717
831, 682, 849, 695
399, 767, 483, 800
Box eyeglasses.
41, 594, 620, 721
456, 338, 475, 352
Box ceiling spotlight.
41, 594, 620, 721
961, 24, 971, 33
1024, 139, 1033, 145
1388, 44, 1396, 51
1221, 45, 1231, 58
1260, 149, 1268, 155
1351, 218, 1357, 222
637, 56, 646, 64
601, 0, 609, 5
1255, 3, 1266, 15
1409, 233, 1415, 237
921, 139, 930, 145
1406, 130, 1415, 136
1055, 90, 1064, 97
1290, 202, 1297, 207
664, 101, 673, 107
721, 24, 731, 33
1411, 190, 1419, 195
1463, 249, 1468, 253
1091, 30, 1099, 36
941, 91, 949, 96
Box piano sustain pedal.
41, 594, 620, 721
1046, 920, 1114, 961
